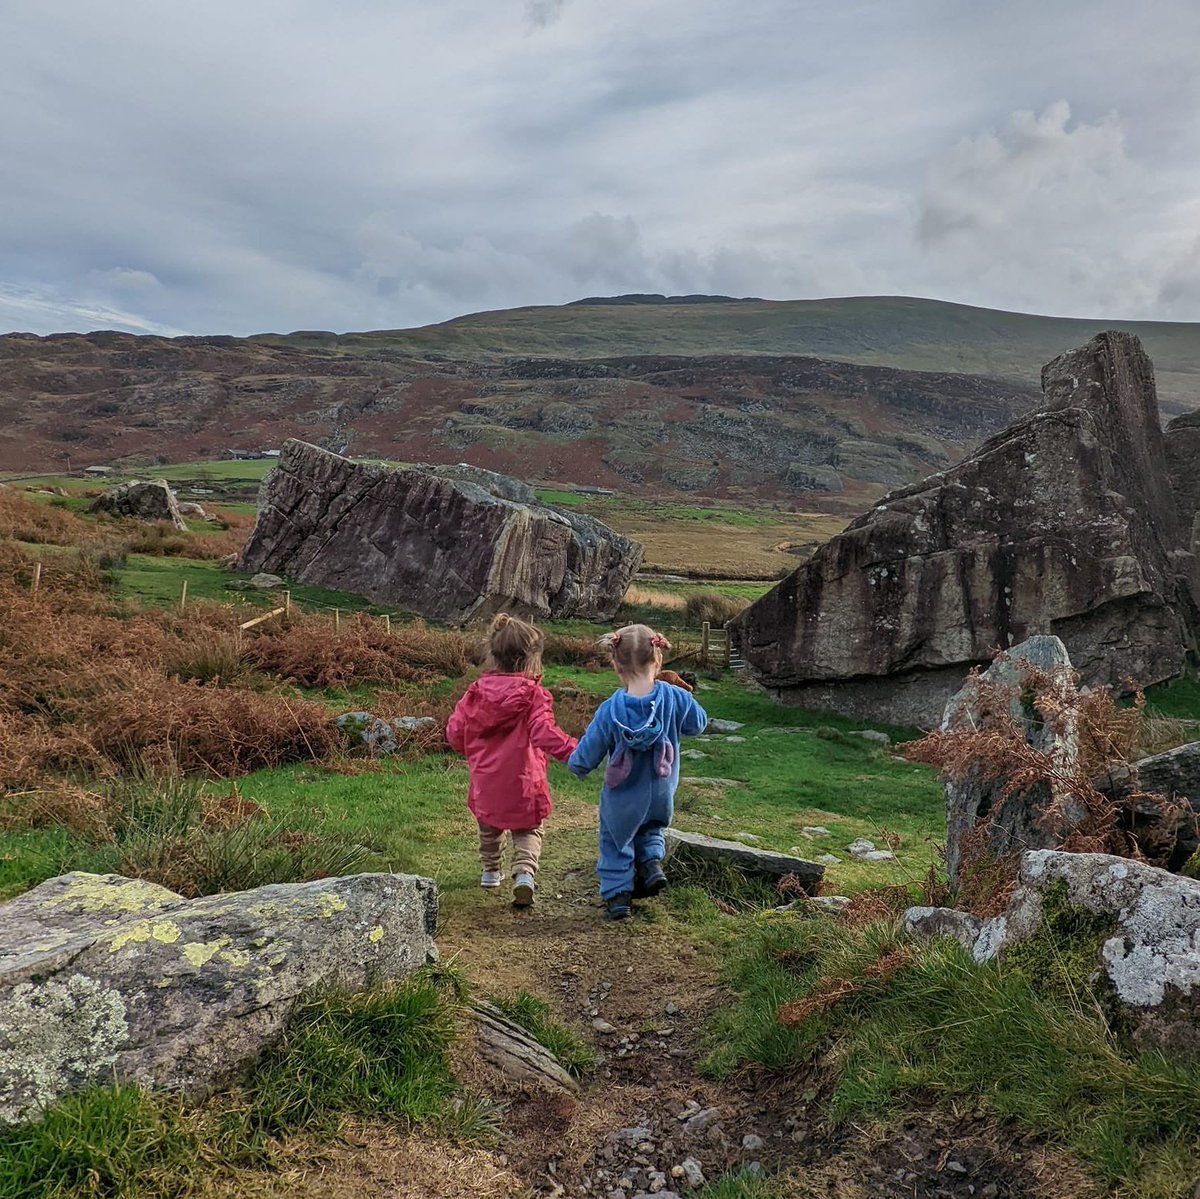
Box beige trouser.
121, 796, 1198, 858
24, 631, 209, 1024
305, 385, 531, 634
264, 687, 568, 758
478, 821, 543, 877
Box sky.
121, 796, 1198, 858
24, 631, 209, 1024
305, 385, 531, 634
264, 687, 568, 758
2, 0, 1199, 337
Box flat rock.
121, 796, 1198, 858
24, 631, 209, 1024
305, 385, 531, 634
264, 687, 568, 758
664, 830, 823, 889
240, 440, 642, 622
0, 871, 437, 1125
705, 719, 744, 733
731, 332, 1198, 726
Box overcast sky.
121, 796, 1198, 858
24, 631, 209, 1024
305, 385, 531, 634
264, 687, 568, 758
2, 0, 1199, 336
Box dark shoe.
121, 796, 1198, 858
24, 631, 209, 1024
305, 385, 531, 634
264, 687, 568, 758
605, 892, 633, 920
633, 860, 667, 898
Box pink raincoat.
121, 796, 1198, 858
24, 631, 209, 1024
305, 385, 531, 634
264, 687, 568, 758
446, 673, 577, 829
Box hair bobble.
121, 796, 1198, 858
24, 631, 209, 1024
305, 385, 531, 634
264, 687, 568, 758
651, 633, 670, 649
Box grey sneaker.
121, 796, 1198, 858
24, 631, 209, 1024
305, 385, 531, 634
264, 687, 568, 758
480, 870, 505, 889
512, 872, 536, 906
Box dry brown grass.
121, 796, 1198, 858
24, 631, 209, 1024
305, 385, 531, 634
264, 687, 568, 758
622, 584, 686, 610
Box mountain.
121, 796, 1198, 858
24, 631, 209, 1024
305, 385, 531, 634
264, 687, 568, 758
2, 296, 1196, 503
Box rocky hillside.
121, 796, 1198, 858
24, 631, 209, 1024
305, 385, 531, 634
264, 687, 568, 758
6, 294, 1198, 502
0, 332, 1036, 507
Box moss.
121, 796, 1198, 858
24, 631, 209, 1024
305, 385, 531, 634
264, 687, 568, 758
1004, 880, 1119, 1009
1181, 848, 1200, 880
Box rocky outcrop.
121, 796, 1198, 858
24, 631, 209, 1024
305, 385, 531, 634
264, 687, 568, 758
730, 332, 1199, 726
0, 871, 437, 1125
906, 849, 1200, 1059
89, 479, 187, 530
943, 636, 1086, 881
1166, 410, 1200, 548
239, 441, 642, 623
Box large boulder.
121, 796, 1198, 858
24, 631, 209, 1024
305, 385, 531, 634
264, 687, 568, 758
906, 849, 1200, 1059
942, 636, 1086, 882
1165, 410, 1200, 537
730, 332, 1198, 726
239, 440, 642, 622
89, 479, 187, 531
0, 871, 437, 1125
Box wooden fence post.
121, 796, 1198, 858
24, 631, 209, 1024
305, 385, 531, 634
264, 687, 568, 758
30, 562, 42, 596
334, 609, 341, 632
701, 621, 710, 666
283, 591, 291, 614
179, 580, 188, 612
382, 614, 391, 635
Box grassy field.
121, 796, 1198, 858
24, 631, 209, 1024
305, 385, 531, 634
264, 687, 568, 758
249, 296, 1200, 413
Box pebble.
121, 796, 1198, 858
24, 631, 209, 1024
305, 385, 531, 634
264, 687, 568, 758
681, 749, 708, 760
818, 853, 843, 865
860, 729, 891, 744
946, 1160, 968, 1175
801, 825, 831, 837
733, 832, 761, 844
741, 1134, 764, 1151
745, 1162, 763, 1177
707, 719, 744, 733
665, 1001, 681, 1016
725, 735, 746, 744
980, 1186, 998, 1199
679, 1158, 705, 1188
684, 1107, 721, 1131
859, 849, 897, 862
609, 1126, 652, 1144
593, 1018, 617, 1033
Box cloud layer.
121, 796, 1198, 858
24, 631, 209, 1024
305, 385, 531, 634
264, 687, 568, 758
2, 0, 1198, 335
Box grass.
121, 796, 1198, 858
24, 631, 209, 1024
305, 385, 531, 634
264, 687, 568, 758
705, 914, 1200, 1197
0, 974, 471, 1199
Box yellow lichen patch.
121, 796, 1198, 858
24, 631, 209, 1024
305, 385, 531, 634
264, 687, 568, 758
155, 977, 173, 988
182, 937, 232, 968
44, 875, 179, 917
109, 919, 182, 952
368, 926, 385, 944
316, 892, 348, 918
218, 948, 252, 969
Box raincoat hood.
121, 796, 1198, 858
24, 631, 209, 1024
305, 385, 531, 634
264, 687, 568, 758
610, 689, 667, 750
460, 673, 542, 735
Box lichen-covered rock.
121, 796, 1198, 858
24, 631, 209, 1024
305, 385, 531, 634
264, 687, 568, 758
239, 440, 642, 622
0, 870, 437, 1125
89, 479, 187, 531
905, 849, 1200, 1058
336, 711, 439, 755
943, 636, 1086, 882
664, 829, 824, 890
730, 332, 1198, 726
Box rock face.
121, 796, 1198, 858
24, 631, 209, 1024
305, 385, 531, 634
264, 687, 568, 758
0, 871, 437, 1125
943, 636, 1086, 882
89, 479, 187, 531
239, 440, 642, 623
730, 332, 1199, 726
906, 849, 1200, 1059
1166, 410, 1200, 548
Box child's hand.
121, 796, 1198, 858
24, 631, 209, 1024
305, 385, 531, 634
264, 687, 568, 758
658, 669, 695, 692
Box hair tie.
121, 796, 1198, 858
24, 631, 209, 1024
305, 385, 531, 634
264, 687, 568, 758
651, 634, 669, 649
610, 632, 622, 646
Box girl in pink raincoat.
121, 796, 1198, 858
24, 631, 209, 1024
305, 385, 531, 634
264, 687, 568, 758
446, 613, 577, 907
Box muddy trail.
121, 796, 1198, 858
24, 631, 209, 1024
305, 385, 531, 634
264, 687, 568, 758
220, 843, 1097, 1199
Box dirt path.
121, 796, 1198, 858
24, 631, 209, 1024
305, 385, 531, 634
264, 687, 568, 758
211, 841, 1100, 1199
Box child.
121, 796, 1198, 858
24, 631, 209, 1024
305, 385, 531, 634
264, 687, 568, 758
446, 613, 577, 907
568, 624, 708, 920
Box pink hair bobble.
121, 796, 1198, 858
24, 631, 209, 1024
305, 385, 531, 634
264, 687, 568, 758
651, 633, 670, 649
610, 632, 622, 646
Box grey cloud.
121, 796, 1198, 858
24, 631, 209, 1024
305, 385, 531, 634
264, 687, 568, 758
526, 0, 567, 29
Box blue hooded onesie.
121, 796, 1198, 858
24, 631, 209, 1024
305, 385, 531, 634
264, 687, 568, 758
568, 681, 708, 898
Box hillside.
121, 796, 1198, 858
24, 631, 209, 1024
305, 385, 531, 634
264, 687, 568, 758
254, 295, 1200, 416
4, 295, 1198, 502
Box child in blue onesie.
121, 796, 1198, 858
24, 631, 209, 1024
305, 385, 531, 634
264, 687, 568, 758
568, 623, 708, 920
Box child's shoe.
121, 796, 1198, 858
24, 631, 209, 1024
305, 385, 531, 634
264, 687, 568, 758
480, 870, 505, 889
604, 892, 633, 921
512, 872, 536, 907
633, 860, 667, 898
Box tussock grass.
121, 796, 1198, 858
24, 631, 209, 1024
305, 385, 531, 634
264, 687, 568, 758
706, 914, 1200, 1195
487, 990, 599, 1077
685, 591, 749, 628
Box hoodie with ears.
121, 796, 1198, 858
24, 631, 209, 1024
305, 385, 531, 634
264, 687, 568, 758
446, 673, 577, 829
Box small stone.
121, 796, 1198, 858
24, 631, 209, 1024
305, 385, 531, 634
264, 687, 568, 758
741, 1134, 764, 1151
979, 1186, 998, 1199
679, 1158, 705, 1188
685, 1107, 721, 1131
819, 853, 843, 865
671, 1166, 684, 1178
725, 735, 746, 744
592, 1018, 616, 1033
859, 849, 896, 862
665, 1001, 681, 1016
745, 1162, 762, 1177
801, 825, 831, 837
847, 838, 876, 856
706, 719, 744, 733
860, 729, 891, 744
733, 832, 761, 845
681, 749, 708, 760
946, 1160, 968, 1175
